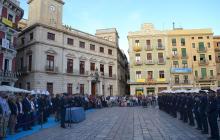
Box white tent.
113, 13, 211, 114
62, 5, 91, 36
31, 89, 50, 95
0, 85, 31, 93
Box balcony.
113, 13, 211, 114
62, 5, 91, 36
133, 46, 142, 52
216, 57, 220, 63
134, 60, 143, 66
196, 76, 216, 82
10, 0, 20, 6
79, 71, 89, 76
158, 59, 165, 65
18, 66, 30, 75
173, 80, 190, 85
215, 47, 220, 52
0, 70, 18, 82
181, 55, 188, 59
145, 60, 154, 65
197, 47, 207, 53
145, 46, 153, 51
1, 41, 17, 53
172, 54, 179, 59
157, 45, 165, 50
198, 60, 209, 66
45, 66, 59, 73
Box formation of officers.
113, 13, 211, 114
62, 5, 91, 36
158, 89, 220, 140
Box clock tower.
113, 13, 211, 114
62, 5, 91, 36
27, 0, 64, 28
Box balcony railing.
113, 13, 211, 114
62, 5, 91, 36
66, 69, 73, 74
45, 66, 59, 73
172, 54, 179, 59
197, 47, 207, 53
215, 47, 220, 52
145, 45, 153, 51
134, 60, 143, 66
157, 45, 165, 50
216, 57, 220, 63
133, 46, 142, 52
195, 76, 216, 81
181, 55, 188, 59
0, 70, 18, 81
9, 0, 20, 6
173, 80, 191, 85
158, 59, 165, 65
145, 60, 154, 65
198, 60, 209, 66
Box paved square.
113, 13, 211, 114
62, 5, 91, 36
21, 107, 208, 140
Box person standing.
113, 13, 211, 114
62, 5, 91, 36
60, 94, 68, 128
22, 94, 32, 131
199, 91, 209, 134
8, 96, 18, 135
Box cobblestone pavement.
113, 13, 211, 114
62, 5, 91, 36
21, 106, 209, 140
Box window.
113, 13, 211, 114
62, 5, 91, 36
67, 59, 73, 73
199, 42, 205, 51
21, 37, 25, 45
159, 71, 165, 79
109, 66, 112, 77
30, 32, 33, 41
135, 53, 141, 62
146, 40, 151, 47
172, 38, 176, 46
79, 41, 85, 48
27, 82, 30, 90
108, 49, 112, 55
135, 40, 139, 46
47, 82, 53, 94
217, 42, 220, 47
80, 84, 84, 94
46, 55, 54, 71
181, 48, 187, 58
158, 39, 162, 48
67, 83, 72, 94
100, 64, 104, 75
183, 75, 188, 84
172, 48, 177, 55
200, 54, 205, 61
207, 42, 210, 48
210, 70, 214, 77
192, 43, 195, 48
47, 32, 55, 40
195, 70, 198, 77
173, 61, 179, 68
28, 55, 32, 71
158, 53, 164, 63
147, 53, 152, 60
147, 71, 153, 80
191, 37, 194, 40
201, 68, 207, 79
198, 37, 203, 39
4, 59, 9, 71
182, 60, 187, 68
174, 75, 179, 84
193, 56, 197, 61
8, 13, 14, 22
209, 55, 212, 60
100, 47, 104, 53
207, 36, 209, 39
80, 61, 85, 74
181, 38, 185, 46
90, 63, 95, 71
90, 44, 95, 50
67, 38, 74, 45
136, 71, 141, 79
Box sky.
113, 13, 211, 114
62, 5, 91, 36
20, 0, 220, 58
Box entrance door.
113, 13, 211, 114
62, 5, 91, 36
201, 68, 207, 79
91, 82, 96, 96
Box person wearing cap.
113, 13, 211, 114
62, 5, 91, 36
207, 91, 219, 140
60, 93, 68, 128
193, 94, 202, 130
217, 90, 220, 121
199, 91, 209, 134
8, 95, 18, 135
0, 92, 11, 138
22, 94, 32, 131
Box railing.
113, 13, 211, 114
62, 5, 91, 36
198, 60, 209, 66
145, 45, 153, 51
216, 57, 220, 63
133, 46, 142, 52
197, 47, 207, 53
0, 70, 18, 80
134, 60, 143, 65
158, 59, 165, 64
181, 55, 188, 59
157, 45, 165, 50
173, 80, 191, 85
215, 47, 220, 52
45, 66, 59, 73
66, 69, 73, 74
9, 0, 20, 6
145, 60, 154, 65
172, 54, 179, 59
195, 76, 216, 81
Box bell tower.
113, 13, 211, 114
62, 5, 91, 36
27, 0, 64, 28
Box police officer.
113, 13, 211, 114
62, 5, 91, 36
60, 93, 68, 128
199, 91, 209, 134
207, 91, 219, 140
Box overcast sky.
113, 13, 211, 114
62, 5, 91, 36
20, 0, 220, 58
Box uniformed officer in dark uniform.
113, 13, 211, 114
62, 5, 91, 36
60, 93, 68, 128
199, 91, 209, 134
207, 91, 219, 140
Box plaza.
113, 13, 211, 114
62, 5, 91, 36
21, 107, 208, 140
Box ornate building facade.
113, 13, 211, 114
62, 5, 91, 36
16, 0, 128, 96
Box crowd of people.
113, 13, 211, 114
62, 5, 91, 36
158, 89, 220, 140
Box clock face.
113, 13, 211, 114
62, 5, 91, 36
49, 5, 56, 12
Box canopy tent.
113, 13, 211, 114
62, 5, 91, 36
31, 89, 50, 95
0, 85, 31, 93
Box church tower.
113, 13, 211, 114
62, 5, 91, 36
27, 0, 64, 28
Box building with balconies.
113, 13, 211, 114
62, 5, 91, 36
15, 0, 128, 96
128, 23, 170, 96
214, 36, 220, 87
0, 0, 23, 86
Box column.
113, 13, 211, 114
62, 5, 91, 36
88, 80, 91, 95
100, 81, 103, 96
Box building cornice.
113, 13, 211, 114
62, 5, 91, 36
27, 0, 65, 5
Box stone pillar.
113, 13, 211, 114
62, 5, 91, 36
100, 81, 103, 96
88, 80, 91, 95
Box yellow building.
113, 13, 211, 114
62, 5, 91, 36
168, 28, 217, 89
214, 36, 220, 86
128, 23, 170, 96
128, 23, 218, 95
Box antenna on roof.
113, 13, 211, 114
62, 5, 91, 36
173, 22, 175, 30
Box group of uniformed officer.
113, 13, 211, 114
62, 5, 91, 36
158, 89, 220, 140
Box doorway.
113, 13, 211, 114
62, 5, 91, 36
91, 82, 96, 96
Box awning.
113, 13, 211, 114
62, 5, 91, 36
0, 86, 31, 94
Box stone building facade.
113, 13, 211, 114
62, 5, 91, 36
16, 0, 128, 96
